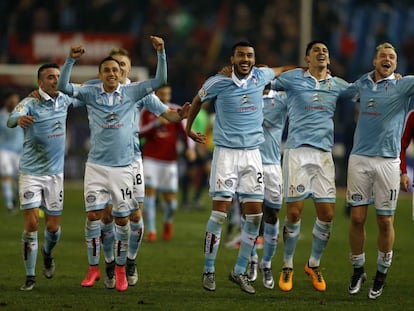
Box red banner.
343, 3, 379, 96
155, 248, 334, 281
9, 33, 137, 64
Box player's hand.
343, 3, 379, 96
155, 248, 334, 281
69, 45, 85, 58
178, 102, 191, 119
150, 36, 164, 52
17, 115, 35, 129
218, 65, 232, 77
400, 174, 410, 192
187, 130, 207, 144
28, 90, 40, 99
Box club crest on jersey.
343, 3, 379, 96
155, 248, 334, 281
199, 88, 207, 98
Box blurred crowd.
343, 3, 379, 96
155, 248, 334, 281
1, 0, 414, 184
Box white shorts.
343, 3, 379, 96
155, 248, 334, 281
263, 163, 283, 209
346, 154, 400, 215
0, 150, 20, 176
84, 162, 137, 217
143, 157, 178, 192
19, 173, 64, 215
283, 147, 336, 203
209, 147, 264, 202
132, 157, 145, 202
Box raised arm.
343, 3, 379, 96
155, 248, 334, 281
161, 102, 191, 122
150, 36, 167, 90
57, 45, 85, 96
271, 65, 298, 77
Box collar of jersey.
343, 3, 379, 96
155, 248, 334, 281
367, 70, 395, 83
99, 83, 122, 95
231, 70, 254, 88
303, 69, 332, 82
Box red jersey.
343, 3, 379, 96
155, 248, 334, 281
400, 110, 414, 175
140, 103, 189, 162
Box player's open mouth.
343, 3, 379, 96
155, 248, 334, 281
382, 63, 391, 69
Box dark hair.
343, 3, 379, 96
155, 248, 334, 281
232, 41, 254, 55
98, 56, 120, 72
37, 63, 60, 79
305, 40, 329, 56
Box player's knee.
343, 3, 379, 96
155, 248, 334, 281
263, 206, 278, 224
129, 210, 141, 222
87, 210, 102, 221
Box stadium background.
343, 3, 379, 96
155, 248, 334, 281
1, 0, 414, 184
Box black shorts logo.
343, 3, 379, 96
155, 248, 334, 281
351, 193, 363, 201
296, 184, 305, 193
23, 191, 34, 199
86, 194, 96, 203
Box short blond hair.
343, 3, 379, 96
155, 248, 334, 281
109, 47, 130, 58
375, 42, 396, 55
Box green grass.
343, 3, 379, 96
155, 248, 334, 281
1, 183, 414, 311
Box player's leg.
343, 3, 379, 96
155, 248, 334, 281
20, 208, 39, 291
81, 163, 110, 287
41, 174, 64, 280
304, 201, 334, 292
110, 164, 136, 292
126, 208, 143, 286
101, 204, 115, 289
229, 149, 264, 294
347, 155, 373, 295
259, 164, 282, 289
143, 158, 158, 241
368, 157, 399, 299
18, 174, 43, 291
162, 191, 177, 240
0, 151, 18, 213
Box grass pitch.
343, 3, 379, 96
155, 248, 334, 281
1, 182, 414, 311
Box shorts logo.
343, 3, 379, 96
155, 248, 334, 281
351, 194, 363, 201
296, 184, 305, 193
224, 179, 233, 188
23, 191, 34, 199
86, 194, 96, 203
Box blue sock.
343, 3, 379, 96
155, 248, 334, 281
101, 221, 115, 263
377, 250, 393, 274
144, 195, 156, 233
204, 211, 227, 273
309, 218, 332, 267
128, 218, 144, 260
163, 199, 177, 223
43, 226, 61, 255
22, 231, 38, 276
282, 218, 301, 269
85, 219, 101, 266
234, 213, 262, 274
114, 222, 129, 266
262, 220, 279, 265
2, 180, 13, 210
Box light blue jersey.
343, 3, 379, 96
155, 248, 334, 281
273, 69, 350, 151
80, 80, 168, 161
58, 54, 167, 167
345, 72, 414, 157
199, 67, 275, 149
7, 90, 73, 176
0, 108, 24, 153
260, 90, 287, 164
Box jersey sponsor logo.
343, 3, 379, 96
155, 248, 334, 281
86, 194, 96, 203
52, 121, 63, 131
351, 193, 363, 201
102, 112, 124, 129
23, 191, 34, 199
361, 98, 381, 116
296, 184, 305, 193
